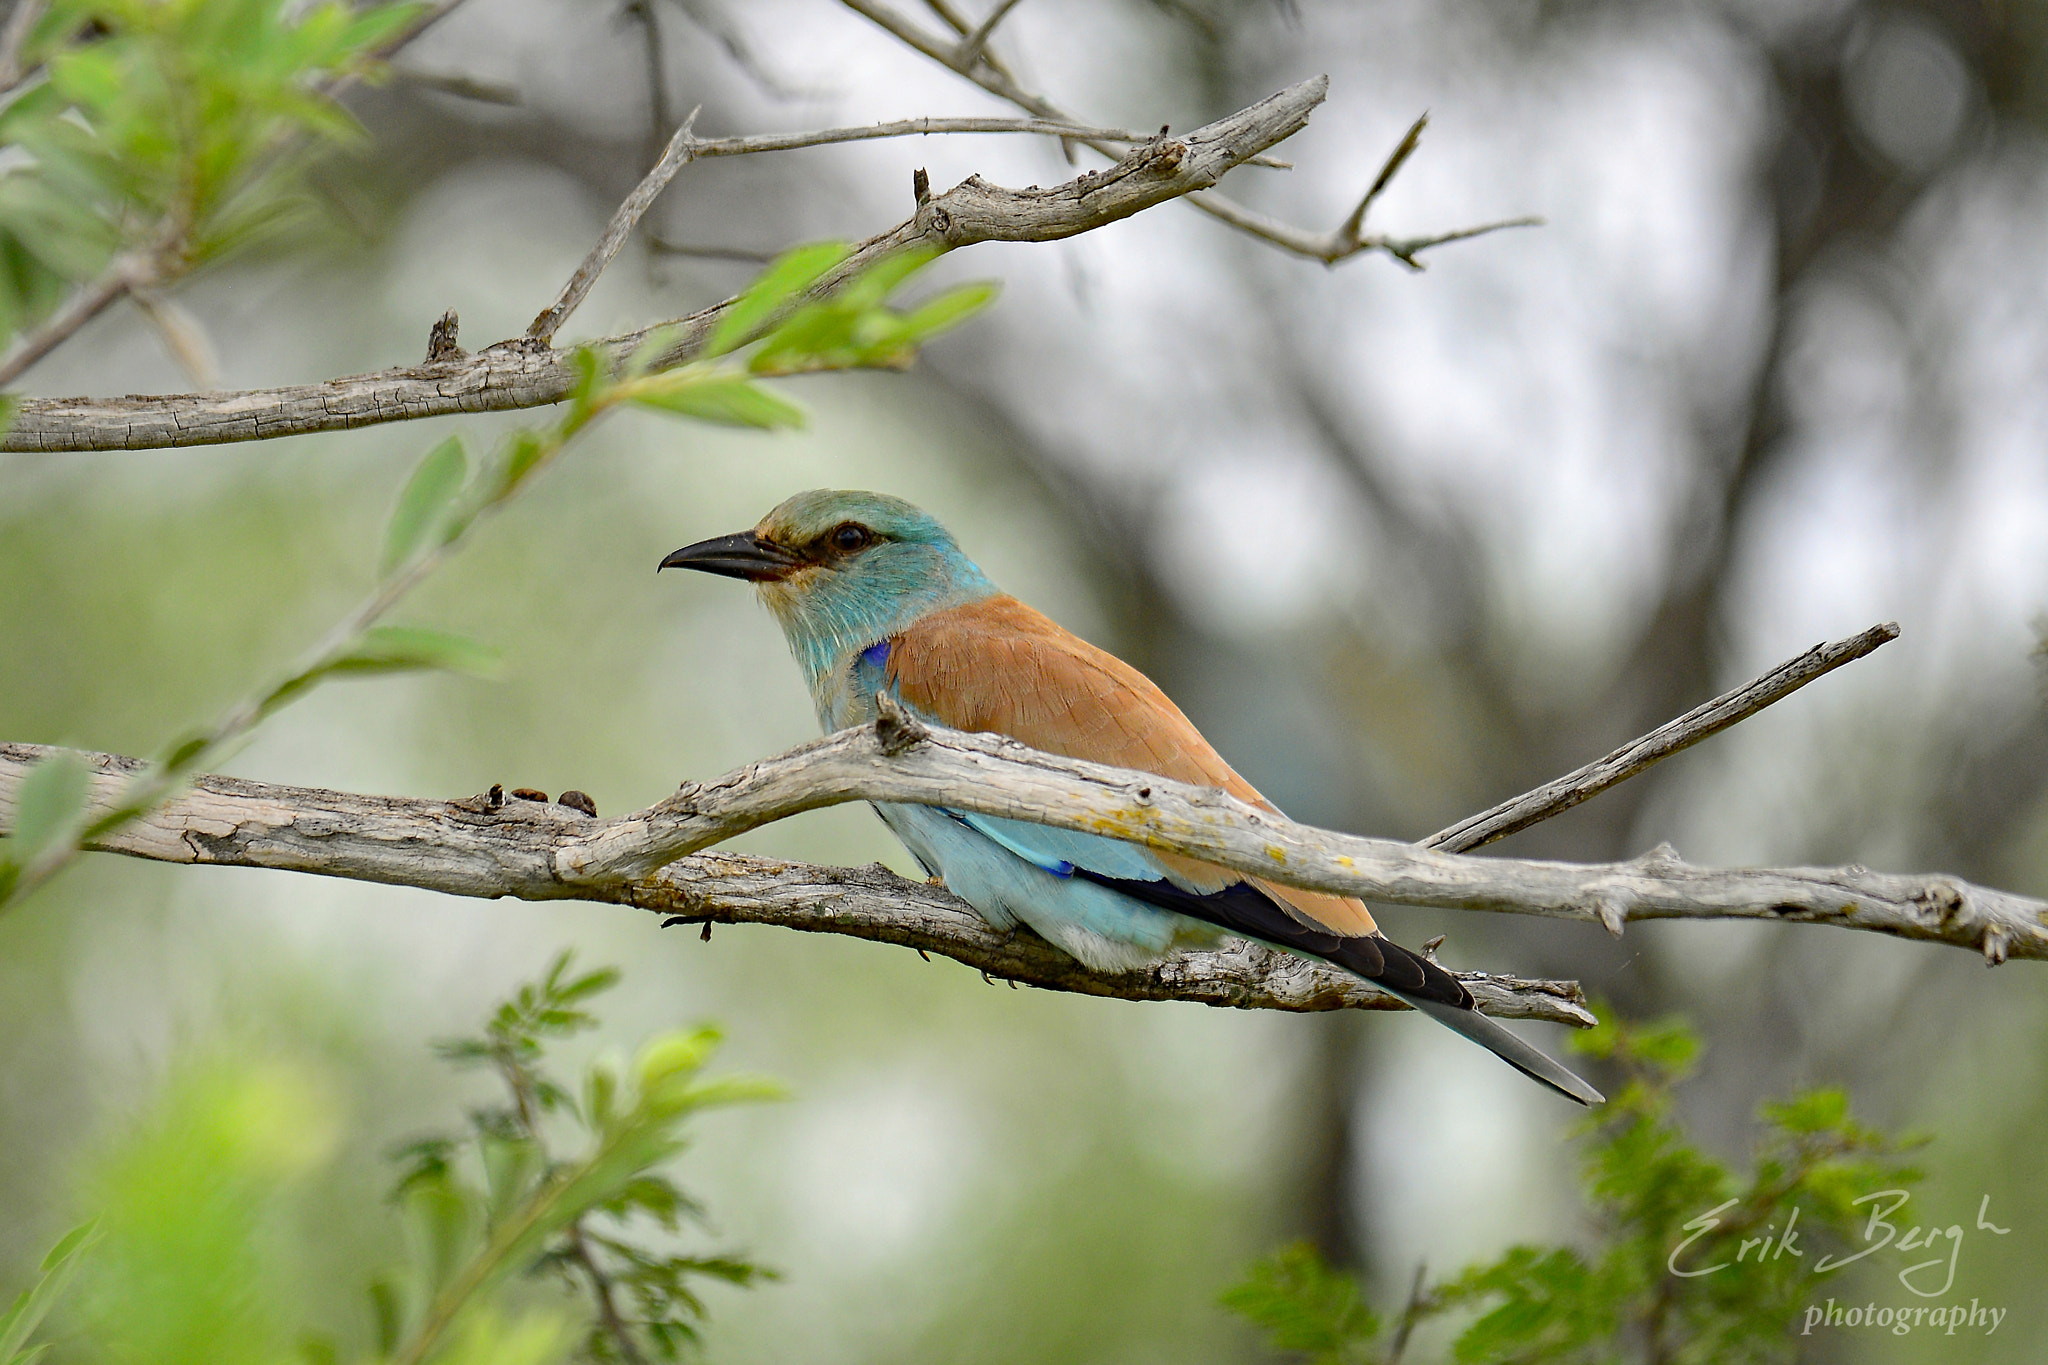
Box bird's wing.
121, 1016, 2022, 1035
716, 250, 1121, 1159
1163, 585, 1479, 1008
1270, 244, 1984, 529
883, 594, 1378, 937
884, 595, 1605, 1107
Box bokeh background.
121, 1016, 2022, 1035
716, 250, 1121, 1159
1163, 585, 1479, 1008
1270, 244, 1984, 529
6, 0, 2048, 1359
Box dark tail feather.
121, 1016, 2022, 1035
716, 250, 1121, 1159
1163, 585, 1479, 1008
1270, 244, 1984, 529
1390, 987, 1605, 1106
1069, 868, 1603, 1104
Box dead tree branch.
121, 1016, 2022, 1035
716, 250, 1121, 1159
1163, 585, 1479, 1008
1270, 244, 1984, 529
839, 0, 1521, 265
3, 618, 2039, 976
1, 77, 1326, 452
0, 744, 1592, 1025
1424, 622, 1902, 853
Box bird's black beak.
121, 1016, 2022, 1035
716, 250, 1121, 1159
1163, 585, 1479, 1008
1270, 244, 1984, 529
658, 530, 804, 582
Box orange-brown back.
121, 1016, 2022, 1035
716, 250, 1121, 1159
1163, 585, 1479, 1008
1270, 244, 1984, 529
885, 595, 1378, 937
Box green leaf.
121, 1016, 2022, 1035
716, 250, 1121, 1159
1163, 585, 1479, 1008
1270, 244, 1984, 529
628, 373, 805, 430
833, 244, 939, 312
1218, 1242, 1379, 1364
892, 281, 999, 345
621, 324, 684, 379
704, 241, 850, 358
326, 626, 500, 679
5, 752, 91, 868
0, 1219, 97, 1365
489, 431, 552, 502
1763, 1087, 1851, 1135
381, 436, 469, 574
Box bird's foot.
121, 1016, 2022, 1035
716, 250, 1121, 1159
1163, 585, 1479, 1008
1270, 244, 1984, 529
479, 784, 597, 817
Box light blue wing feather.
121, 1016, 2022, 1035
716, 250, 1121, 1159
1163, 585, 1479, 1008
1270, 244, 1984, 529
874, 803, 1211, 971
950, 810, 1168, 883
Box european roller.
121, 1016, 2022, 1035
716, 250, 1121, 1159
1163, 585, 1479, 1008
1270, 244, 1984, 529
661, 489, 1602, 1105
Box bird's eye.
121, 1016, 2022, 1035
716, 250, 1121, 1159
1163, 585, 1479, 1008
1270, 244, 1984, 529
830, 523, 872, 553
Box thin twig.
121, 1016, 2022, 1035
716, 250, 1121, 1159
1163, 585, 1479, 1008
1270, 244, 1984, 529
1425, 623, 1902, 854
316, 0, 474, 101
0, 250, 157, 389
391, 66, 521, 105
669, 0, 814, 100
621, 0, 673, 174
841, 0, 1519, 265
568, 1224, 647, 1365
528, 106, 701, 344
1337, 111, 1427, 243
1386, 1261, 1431, 1365
131, 287, 222, 390
647, 237, 777, 263
0, 0, 44, 94
529, 110, 1232, 343
957, 0, 1026, 71
6, 78, 1325, 448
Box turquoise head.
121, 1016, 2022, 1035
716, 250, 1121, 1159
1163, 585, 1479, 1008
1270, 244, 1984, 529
659, 489, 997, 688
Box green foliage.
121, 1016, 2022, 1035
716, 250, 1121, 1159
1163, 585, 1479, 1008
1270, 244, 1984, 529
745, 245, 1001, 376
380, 952, 784, 1364
1222, 1012, 1926, 1364
0, 957, 776, 1365
382, 436, 472, 574
0, 0, 419, 346
0, 245, 996, 912
693, 239, 999, 374
1219, 1243, 1381, 1365
67, 1054, 346, 1365
0, 1221, 95, 1365
622, 373, 808, 430
0, 750, 90, 900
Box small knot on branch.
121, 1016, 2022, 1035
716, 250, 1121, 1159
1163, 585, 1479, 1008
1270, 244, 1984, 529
873, 692, 928, 756
1982, 924, 2011, 966
1911, 879, 1966, 926
424, 309, 466, 363
1594, 896, 1628, 938
1631, 842, 1684, 875
913, 166, 931, 207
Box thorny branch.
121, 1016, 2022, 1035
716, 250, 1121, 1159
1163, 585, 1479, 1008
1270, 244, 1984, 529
2, 77, 1325, 451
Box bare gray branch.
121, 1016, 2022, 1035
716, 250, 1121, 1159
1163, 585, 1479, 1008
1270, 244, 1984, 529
2, 78, 1326, 451
0, 743, 1593, 1025
1425, 622, 1902, 853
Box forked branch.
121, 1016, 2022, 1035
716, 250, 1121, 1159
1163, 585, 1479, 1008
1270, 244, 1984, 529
3, 79, 1326, 452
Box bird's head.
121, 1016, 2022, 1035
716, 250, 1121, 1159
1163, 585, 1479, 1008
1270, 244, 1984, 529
660, 489, 995, 680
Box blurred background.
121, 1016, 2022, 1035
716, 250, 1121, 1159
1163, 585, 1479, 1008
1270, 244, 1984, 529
5, 0, 2048, 1358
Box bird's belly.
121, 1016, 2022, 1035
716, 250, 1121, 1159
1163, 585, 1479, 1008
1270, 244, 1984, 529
872, 802, 1213, 973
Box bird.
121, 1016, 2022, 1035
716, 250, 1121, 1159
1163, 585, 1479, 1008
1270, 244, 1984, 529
660, 489, 1602, 1105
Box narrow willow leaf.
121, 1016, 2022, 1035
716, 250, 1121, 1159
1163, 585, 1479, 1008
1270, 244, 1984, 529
0, 1220, 97, 1365
5, 753, 91, 866
381, 436, 469, 574
704, 241, 850, 358
327, 626, 500, 678
629, 375, 804, 430
892, 281, 1000, 344
621, 324, 685, 379
834, 244, 939, 312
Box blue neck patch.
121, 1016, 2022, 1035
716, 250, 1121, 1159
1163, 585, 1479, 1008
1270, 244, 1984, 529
860, 640, 891, 669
